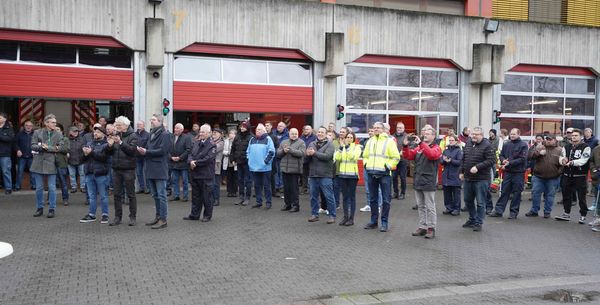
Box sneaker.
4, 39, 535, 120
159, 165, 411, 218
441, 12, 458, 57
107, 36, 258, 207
424, 228, 435, 239
80, 214, 97, 223
525, 211, 538, 217
578, 216, 586, 224
544, 213, 551, 219
359, 205, 371, 212
472, 224, 482, 232
588, 218, 600, 226
462, 221, 475, 228
592, 225, 600, 232
318, 208, 327, 214
308, 215, 319, 222
100, 215, 109, 224
590, 205, 597, 211
554, 213, 571, 221
411, 228, 427, 236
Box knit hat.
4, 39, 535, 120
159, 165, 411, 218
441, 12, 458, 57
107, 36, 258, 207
489, 129, 497, 136
240, 121, 249, 129
93, 126, 107, 135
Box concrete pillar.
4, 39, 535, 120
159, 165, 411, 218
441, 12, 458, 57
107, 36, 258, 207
133, 51, 147, 125
322, 77, 338, 128
144, 17, 165, 128
467, 84, 494, 133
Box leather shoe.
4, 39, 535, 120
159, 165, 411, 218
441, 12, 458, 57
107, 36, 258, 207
399, 194, 405, 200
338, 216, 348, 226
489, 212, 502, 217
326, 217, 335, 224
379, 223, 388, 232
109, 217, 122, 226
47, 209, 55, 218
281, 206, 292, 211
525, 211, 538, 217
33, 208, 43, 217
344, 218, 354, 226
508, 214, 517, 219
251, 204, 262, 208
289, 207, 300, 213
145, 217, 160, 226
151, 219, 167, 229
412, 228, 427, 236
364, 222, 378, 229
128, 217, 136, 226
412, 204, 418, 210
308, 215, 319, 222
183, 216, 199, 220
442, 210, 452, 215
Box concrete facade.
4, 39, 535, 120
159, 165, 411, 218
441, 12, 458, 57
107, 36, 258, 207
1, 0, 599, 132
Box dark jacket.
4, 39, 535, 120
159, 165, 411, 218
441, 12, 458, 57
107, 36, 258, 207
561, 142, 590, 177
273, 128, 289, 149
30, 128, 67, 175
68, 134, 86, 166
300, 133, 317, 164
276, 138, 305, 174
528, 143, 562, 179
55, 136, 70, 169
136, 128, 150, 160
16, 129, 34, 159
584, 136, 598, 150
107, 127, 139, 170
83, 138, 110, 176
403, 142, 442, 191
268, 132, 279, 150
144, 125, 172, 180
499, 137, 529, 173
231, 129, 252, 165
441, 144, 463, 187
169, 133, 192, 170
307, 139, 335, 178
392, 132, 406, 157
0, 123, 15, 157
188, 138, 216, 180
461, 138, 496, 181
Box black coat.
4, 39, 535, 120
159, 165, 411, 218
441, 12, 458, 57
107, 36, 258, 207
188, 139, 216, 180
169, 133, 192, 170
136, 129, 150, 160
499, 138, 529, 173
0, 123, 15, 157
231, 130, 252, 165
68, 135, 86, 166
144, 126, 172, 180
83, 138, 110, 176
461, 138, 496, 181
108, 127, 139, 170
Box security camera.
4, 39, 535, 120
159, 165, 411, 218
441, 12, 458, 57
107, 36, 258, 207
152, 71, 160, 78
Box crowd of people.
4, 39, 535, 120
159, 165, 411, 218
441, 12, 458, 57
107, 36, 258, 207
1, 111, 599, 236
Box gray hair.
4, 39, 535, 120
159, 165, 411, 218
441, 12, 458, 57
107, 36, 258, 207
114, 116, 130, 127
152, 114, 163, 123
200, 124, 211, 132
472, 126, 484, 134
174, 123, 184, 129
383, 123, 391, 131
256, 123, 266, 133
44, 114, 56, 123
373, 122, 384, 128
421, 126, 436, 137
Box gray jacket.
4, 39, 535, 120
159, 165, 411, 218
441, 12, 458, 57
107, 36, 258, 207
213, 137, 224, 175
30, 128, 67, 175
277, 138, 306, 174
307, 139, 334, 178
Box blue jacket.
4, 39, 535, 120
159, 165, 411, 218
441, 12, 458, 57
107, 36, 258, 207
300, 133, 317, 164
499, 138, 529, 173
83, 138, 110, 176
247, 133, 275, 172
441, 145, 462, 186
274, 128, 289, 148
144, 126, 172, 180
16, 129, 34, 158
585, 136, 598, 150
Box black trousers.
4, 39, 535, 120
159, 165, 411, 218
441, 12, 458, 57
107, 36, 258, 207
301, 163, 310, 190
113, 169, 137, 218
282, 173, 300, 209
225, 168, 238, 195
392, 160, 408, 195
191, 178, 213, 219
562, 175, 588, 216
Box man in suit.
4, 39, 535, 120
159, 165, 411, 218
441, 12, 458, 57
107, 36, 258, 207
185, 124, 216, 222
169, 123, 192, 202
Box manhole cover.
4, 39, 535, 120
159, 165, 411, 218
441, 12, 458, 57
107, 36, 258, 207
542, 289, 599, 303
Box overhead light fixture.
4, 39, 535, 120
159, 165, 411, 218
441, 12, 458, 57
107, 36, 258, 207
93, 48, 110, 55
531, 100, 558, 105
410, 95, 434, 101
517, 110, 531, 113
484, 19, 499, 33
370, 101, 386, 105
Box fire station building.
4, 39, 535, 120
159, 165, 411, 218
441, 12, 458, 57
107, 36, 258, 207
1, 0, 599, 138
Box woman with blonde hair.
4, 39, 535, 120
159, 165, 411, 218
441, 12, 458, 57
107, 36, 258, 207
334, 131, 362, 226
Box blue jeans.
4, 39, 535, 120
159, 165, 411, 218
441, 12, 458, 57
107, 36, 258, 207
274, 158, 283, 189
340, 178, 358, 218
530, 176, 559, 214
333, 176, 341, 207
309, 177, 336, 217
86, 174, 109, 216
135, 158, 147, 191
237, 164, 252, 200
33, 173, 56, 209
363, 170, 382, 207
0, 156, 12, 191
252, 171, 272, 207
16, 157, 34, 190
212, 174, 222, 203
494, 172, 525, 216
464, 180, 489, 225
67, 164, 85, 190
57, 167, 69, 201
170, 169, 189, 199
367, 173, 391, 225
148, 179, 168, 220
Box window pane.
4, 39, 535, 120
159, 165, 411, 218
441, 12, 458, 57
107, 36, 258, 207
501, 95, 531, 114
439, 116, 458, 137
533, 97, 563, 115
421, 70, 458, 89
388, 91, 419, 111
502, 74, 532, 92
566, 78, 595, 95
534, 76, 564, 93
346, 89, 386, 110
533, 118, 562, 136
346, 113, 385, 134
20, 43, 76, 64
389, 68, 419, 87
0, 41, 17, 61
78, 47, 131, 68
223, 60, 267, 83
346, 66, 386, 86
174, 57, 221, 81
420, 92, 458, 112
268, 62, 311, 85
564, 119, 594, 131
565, 98, 594, 116
500, 118, 532, 136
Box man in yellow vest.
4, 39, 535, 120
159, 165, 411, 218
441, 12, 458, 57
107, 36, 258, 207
362, 122, 400, 232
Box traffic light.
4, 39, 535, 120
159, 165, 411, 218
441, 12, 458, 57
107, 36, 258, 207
493, 110, 502, 124
336, 104, 345, 120
162, 98, 170, 116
